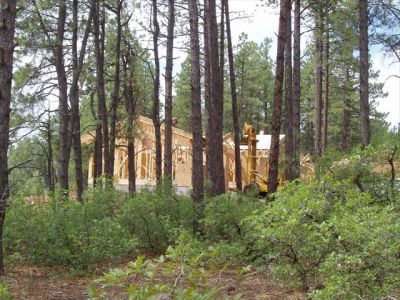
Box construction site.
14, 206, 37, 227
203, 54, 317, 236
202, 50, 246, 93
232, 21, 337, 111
82, 115, 313, 194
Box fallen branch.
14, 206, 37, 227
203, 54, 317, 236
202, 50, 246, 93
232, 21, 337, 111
171, 260, 185, 297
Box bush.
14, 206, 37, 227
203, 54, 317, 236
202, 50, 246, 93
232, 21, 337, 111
202, 194, 264, 242
4, 187, 196, 270
311, 205, 400, 299
317, 144, 400, 204
118, 189, 195, 252
4, 190, 136, 271
5, 141, 399, 298
243, 176, 400, 298
88, 232, 242, 299
0, 280, 13, 300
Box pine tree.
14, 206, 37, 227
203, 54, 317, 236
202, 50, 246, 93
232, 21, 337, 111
164, 0, 175, 183
205, 0, 225, 196
109, 0, 124, 178
188, 0, 204, 202
224, 0, 242, 191
284, 1, 294, 180
292, 0, 301, 178
151, 0, 162, 183
0, 0, 17, 275
268, 0, 290, 193
359, 0, 371, 147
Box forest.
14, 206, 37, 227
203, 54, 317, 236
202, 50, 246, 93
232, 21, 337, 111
0, 0, 399, 298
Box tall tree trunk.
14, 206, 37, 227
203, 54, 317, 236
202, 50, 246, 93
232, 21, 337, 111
305, 120, 314, 154
94, 0, 111, 178
240, 61, 245, 126
284, 2, 294, 181
292, 0, 301, 178
127, 139, 135, 195
188, 0, 204, 202
152, 0, 162, 184
219, 0, 224, 85
55, 0, 71, 192
264, 102, 269, 133
359, 0, 370, 147
314, 8, 323, 156
219, 1, 225, 190
46, 113, 55, 192
70, 0, 94, 201
89, 89, 102, 186
267, 0, 290, 193
0, 0, 17, 275
321, 14, 329, 153
207, 0, 224, 195
110, 0, 123, 176
93, 124, 103, 186
203, 0, 213, 193
224, 0, 242, 191
342, 67, 351, 152
164, 0, 175, 183
71, 0, 83, 201
124, 50, 137, 196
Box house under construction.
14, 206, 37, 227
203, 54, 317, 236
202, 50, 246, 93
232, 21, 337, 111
82, 115, 297, 193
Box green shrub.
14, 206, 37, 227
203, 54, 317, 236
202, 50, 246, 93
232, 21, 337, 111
0, 280, 13, 300
88, 232, 242, 300
4, 191, 136, 271
202, 194, 264, 242
317, 144, 400, 204
191, 194, 266, 265
311, 205, 400, 299
243, 177, 400, 297
118, 189, 195, 252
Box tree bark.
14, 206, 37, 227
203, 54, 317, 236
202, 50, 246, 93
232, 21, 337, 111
124, 50, 137, 196
207, 0, 225, 195
188, 0, 204, 202
342, 67, 351, 152
94, 0, 111, 178
305, 120, 314, 155
292, 0, 301, 178
314, 8, 323, 156
55, 0, 71, 192
109, 0, 123, 178
264, 102, 269, 134
219, 0, 224, 86
93, 124, 103, 186
359, 0, 370, 147
203, 0, 213, 194
164, 0, 175, 183
240, 61, 245, 126
46, 113, 55, 192
70, 0, 83, 201
267, 0, 290, 193
321, 10, 329, 153
0, 0, 17, 275
284, 2, 294, 181
89, 89, 102, 186
70, 0, 94, 201
224, 0, 242, 191
152, 0, 162, 184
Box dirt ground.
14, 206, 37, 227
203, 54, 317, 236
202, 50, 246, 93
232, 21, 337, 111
5, 265, 89, 300
4, 265, 304, 299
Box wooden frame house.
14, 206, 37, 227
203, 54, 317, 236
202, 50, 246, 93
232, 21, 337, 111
83, 115, 198, 194
83, 116, 291, 193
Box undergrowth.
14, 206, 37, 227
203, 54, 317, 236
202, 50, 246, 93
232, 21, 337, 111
3, 142, 400, 298
0, 280, 13, 300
